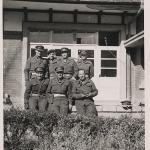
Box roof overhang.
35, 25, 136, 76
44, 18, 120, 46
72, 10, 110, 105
4, 0, 141, 13
124, 31, 144, 48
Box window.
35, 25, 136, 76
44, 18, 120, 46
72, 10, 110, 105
30, 31, 50, 43
99, 31, 119, 46
100, 50, 117, 77
77, 14, 98, 23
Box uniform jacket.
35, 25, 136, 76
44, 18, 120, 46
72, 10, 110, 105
24, 55, 48, 81
47, 58, 58, 77
72, 79, 98, 100
24, 77, 49, 101
57, 57, 78, 78
46, 77, 72, 103
77, 59, 94, 79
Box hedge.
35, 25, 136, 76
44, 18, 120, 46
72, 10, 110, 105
4, 109, 145, 150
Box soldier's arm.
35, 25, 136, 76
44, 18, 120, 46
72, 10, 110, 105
72, 59, 79, 79
89, 62, 94, 79
88, 80, 98, 97
72, 84, 86, 100
24, 81, 32, 109
46, 80, 54, 104
44, 59, 49, 79
67, 81, 73, 105
24, 58, 31, 82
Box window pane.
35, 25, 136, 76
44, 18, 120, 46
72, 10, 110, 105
99, 31, 119, 46
101, 69, 117, 77
101, 60, 117, 67
53, 13, 73, 23
101, 15, 121, 24
30, 32, 50, 43
52, 32, 74, 43
78, 50, 94, 58
28, 12, 49, 21
77, 14, 97, 23
101, 50, 117, 58
76, 33, 97, 44
31, 48, 48, 57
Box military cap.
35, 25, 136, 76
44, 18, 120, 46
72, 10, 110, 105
35, 45, 44, 52
48, 49, 55, 54
35, 67, 45, 73
80, 50, 87, 56
61, 47, 69, 53
55, 66, 64, 73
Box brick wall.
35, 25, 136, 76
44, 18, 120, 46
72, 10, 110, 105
3, 34, 23, 107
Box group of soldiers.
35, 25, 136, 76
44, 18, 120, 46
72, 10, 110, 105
24, 45, 98, 117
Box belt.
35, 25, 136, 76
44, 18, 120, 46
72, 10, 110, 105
31, 93, 46, 97
53, 94, 66, 98
31, 93, 39, 96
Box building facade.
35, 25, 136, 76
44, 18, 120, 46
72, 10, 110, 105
3, 0, 144, 114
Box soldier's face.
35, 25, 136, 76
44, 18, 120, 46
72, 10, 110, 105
35, 50, 42, 57
78, 70, 86, 81
48, 53, 55, 60
62, 52, 68, 59
36, 72, 44, 79
81, 55, 87, 60
56, 72, 63, 79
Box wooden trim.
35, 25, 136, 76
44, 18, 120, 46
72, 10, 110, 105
25, 20, 122, 25
121, 11, 127, 25
23, 7, 28, 22
3, 8, 135, 16
24, 22, 123, 33
74, 9, 78, 24
49, 8, 53, 23
98, 11, 102, 24
13, 0, 141, 5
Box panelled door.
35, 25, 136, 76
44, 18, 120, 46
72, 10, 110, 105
30, 43, 121, 104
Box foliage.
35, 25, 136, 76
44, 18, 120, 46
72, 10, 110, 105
4, 109, 145, 150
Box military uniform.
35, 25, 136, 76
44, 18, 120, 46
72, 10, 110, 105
72, 79, 98, 117
77, 51, 94, 79
24, 46, 49, 83
77, 59, 94, 79
24, 67, 49, 111
46, 67, 72, 115
47, 50, 58, 79
57, 48, 78, 80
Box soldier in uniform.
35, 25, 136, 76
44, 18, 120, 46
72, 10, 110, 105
72, 69, 98, 117
24, 67, 49, 111
57, 47, 78, 80
47, 49, 58, 80
77, 50, 94, 79
24, 45, 49, 85
46, 66, 72, 116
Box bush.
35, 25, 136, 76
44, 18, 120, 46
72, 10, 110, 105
4, 109, 145, 150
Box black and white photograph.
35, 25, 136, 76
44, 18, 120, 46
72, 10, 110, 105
3, 0, 145, 149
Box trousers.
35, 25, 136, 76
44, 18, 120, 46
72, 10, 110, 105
29, 96, 47, 111
75, 99, 98, 117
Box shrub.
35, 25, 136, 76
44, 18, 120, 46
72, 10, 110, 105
4, 109, 145, 150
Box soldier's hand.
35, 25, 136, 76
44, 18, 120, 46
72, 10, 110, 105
85, 93, 92, 98
71, 76, 76, 80
80, 94, 86, 98
25, 103, 29, 110
69, 104, 73, 111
